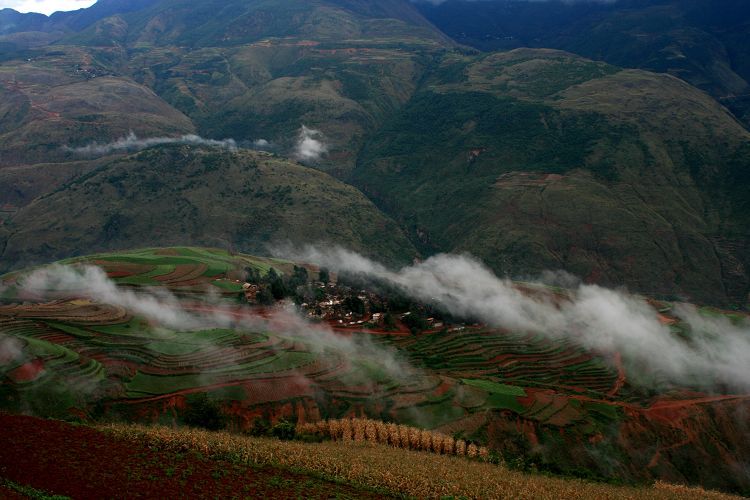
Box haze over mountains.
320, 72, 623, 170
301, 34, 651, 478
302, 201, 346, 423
0, 0, 748, 307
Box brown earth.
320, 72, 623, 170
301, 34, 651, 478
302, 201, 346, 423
0, 413, 386, 499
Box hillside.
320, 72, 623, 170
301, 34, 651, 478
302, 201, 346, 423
0, 1, 747, 306
354, 48, 750, 305
416, 0, 750, 129
0, 414, 740, 500
1, 248, 749, 494
0, 147, 417, 271
0, 61, 196, 166
0, 0, 452, 174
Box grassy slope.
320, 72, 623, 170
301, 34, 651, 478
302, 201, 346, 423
0, 1, 748, 305
0, 45, 195, 167
0, 0, 451, 173
354, 48, 750, 305
56, 0, 452, 176
0, 146, 417, 272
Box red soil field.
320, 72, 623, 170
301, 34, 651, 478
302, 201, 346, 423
105, 271, 133, 278
7, 359, 45, 383
0, 413, 385, 499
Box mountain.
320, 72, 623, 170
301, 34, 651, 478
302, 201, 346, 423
353, 48, 750, 305
1, 0, 750, 494
0, 0, 747, 306
416, 0, 750, 129
0, 0, 452, 175
0, 146, 417, 271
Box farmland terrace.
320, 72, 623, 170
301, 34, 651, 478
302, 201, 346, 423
1, 247, 749, 493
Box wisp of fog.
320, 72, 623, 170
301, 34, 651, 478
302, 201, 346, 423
65, 131, 238, 156
287, 246, 750, 392
20, 264, 413, 390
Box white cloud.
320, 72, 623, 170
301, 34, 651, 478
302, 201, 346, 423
294, 125, 327, 162
65, 131, 237, 156
288, 246, 750, 393
1, 0, 97, 16
20, 264, 416, 391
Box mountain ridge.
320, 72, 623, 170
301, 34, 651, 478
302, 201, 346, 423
0, 0, 747, 306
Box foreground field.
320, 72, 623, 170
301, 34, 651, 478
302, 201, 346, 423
0, 413, 386, 500
0, 413, 739, 500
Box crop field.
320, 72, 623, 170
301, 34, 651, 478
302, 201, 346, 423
1, 247, 749, 493
59, 247, 288, 293
2, 413, 740, 500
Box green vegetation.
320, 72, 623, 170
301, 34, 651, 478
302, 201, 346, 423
0, 1, 748, 306
461, 379, 526, 397
355, 49, 750, 306
418, 0, 750, 129
0, 0, 749, 490
1, 248, 749, 493
0, 478, 71, 500
0, 147, 417, 273
126, 352, 315, 397
183, 392, 226, 430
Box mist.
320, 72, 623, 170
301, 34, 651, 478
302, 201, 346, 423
294, 125, 327, 161
0, 334, 24, 366
19, 264, 414, 389
65, 131, 238, 156
285, 246, 750, 392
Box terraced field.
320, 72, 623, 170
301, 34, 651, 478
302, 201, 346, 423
1, 247, 749, 492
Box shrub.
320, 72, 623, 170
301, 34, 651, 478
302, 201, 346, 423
183, 393, 225, 431
270, 418, 296, 440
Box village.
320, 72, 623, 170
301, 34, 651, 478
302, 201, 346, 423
239, 269, 458, 334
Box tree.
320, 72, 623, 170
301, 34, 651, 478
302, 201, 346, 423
383, 312, 397, 331
403, 311, 428, 334
263, 268, 288, 300
244, 266, 261, 283
270, 277, 288, 300
318, 267, 330, 283
290, 265, 309, 288
271, 418, 297, 440
344, 295, 365, 315
183, 393, 225, 430
256, 286, 275, 305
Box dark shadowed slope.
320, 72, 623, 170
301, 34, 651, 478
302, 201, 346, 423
355, 49, 750, 305
417, 0, 750, 129
0, 146, 417, 271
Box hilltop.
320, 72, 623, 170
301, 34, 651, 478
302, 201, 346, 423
0, 146, 417, 272
1, 247, 749, 494
417, 0, 750, 129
